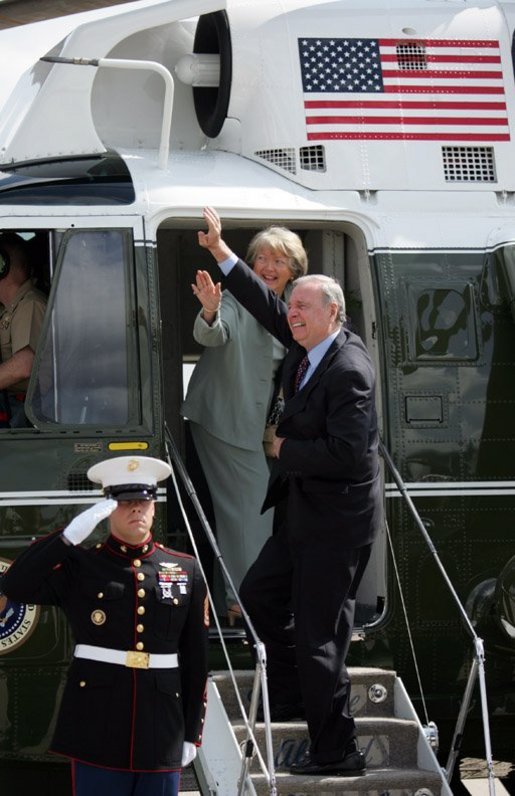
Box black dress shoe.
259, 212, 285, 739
290, 741, 366, 776
256, 702, 305, 722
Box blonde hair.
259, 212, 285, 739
246, 226, 308, 280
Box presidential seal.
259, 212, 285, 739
0, 557, 40, 656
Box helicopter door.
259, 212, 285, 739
18, 216, 150, 432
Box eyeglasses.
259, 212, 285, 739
254, 254, 291, 268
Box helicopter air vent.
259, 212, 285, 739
254, 148, 296, 174
300, 145, 326, 172
396, 41, 427, 71
67, 473, 96, 492
442, 146, 496, 182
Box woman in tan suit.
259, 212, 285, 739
181, 227, 307, 622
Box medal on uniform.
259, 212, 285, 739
158, 562, 188, 599
158, 573, 173, 599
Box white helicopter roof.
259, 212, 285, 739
0, 0, 157, 111
1, 0, 515, 236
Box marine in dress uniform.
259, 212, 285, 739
0, 456, 209, 796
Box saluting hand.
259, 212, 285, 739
62, 498, 118, 546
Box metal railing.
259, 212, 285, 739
164, 426, 495, 794
165, 427, 277, 796
379, 439, 496, 795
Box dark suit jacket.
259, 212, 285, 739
224, 259, 382, 548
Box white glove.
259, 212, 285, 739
181, 741, 197, 767
62, 499, 118, 545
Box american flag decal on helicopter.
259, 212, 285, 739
298, 37, 510, 142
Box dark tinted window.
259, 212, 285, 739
0, 154, 134, 205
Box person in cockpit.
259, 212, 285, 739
0, 233, 47, 427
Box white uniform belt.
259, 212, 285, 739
74, 644, 178, 670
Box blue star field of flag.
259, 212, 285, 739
298, 38, 385, 93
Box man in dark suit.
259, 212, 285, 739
0, 456, 208, 796
196, 207, 382, 776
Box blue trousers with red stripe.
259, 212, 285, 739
72, 761, 181, 796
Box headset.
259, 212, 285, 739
0, 233, 28, 281
0, 247, 10, 280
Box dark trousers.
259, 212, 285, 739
240, 523, 372, 763
72, 761, 181, 796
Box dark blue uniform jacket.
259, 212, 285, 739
0, 531, 208, 771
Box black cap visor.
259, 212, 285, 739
105, 483, 157, 502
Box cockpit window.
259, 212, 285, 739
28, 229, 135, 426
0, 154, 135, 206
484, 244, 515, 321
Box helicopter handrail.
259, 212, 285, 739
379, 439, 496, 794
41, 55, 174, 169
165, 426, 277, 796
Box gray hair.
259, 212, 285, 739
246, 226, 308, 280
292, 274, 346, 323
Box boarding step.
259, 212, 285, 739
250, 767, 446, 795
233, 717, 420, 770
200, 668, 452, 795
210, 667, 397, 721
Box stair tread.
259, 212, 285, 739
251, 766, 445, 787
231, 716, 419, 729
210, 668, 398, 721
206, 667, 448, 794
210, 667, 397, 678
253, 766, 443, 779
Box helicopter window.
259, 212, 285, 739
0, 153, 135, 206
28, 229, 134, 426
483, 244, 515, 321
406, 282, 478, 362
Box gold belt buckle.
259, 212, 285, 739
125, 650, 150, 669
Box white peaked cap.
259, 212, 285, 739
87, 456, 171, 501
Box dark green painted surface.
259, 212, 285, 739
363, 250, 515, 757
1, 235, 514, 775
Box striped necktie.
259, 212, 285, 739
294, 354, 309, 392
